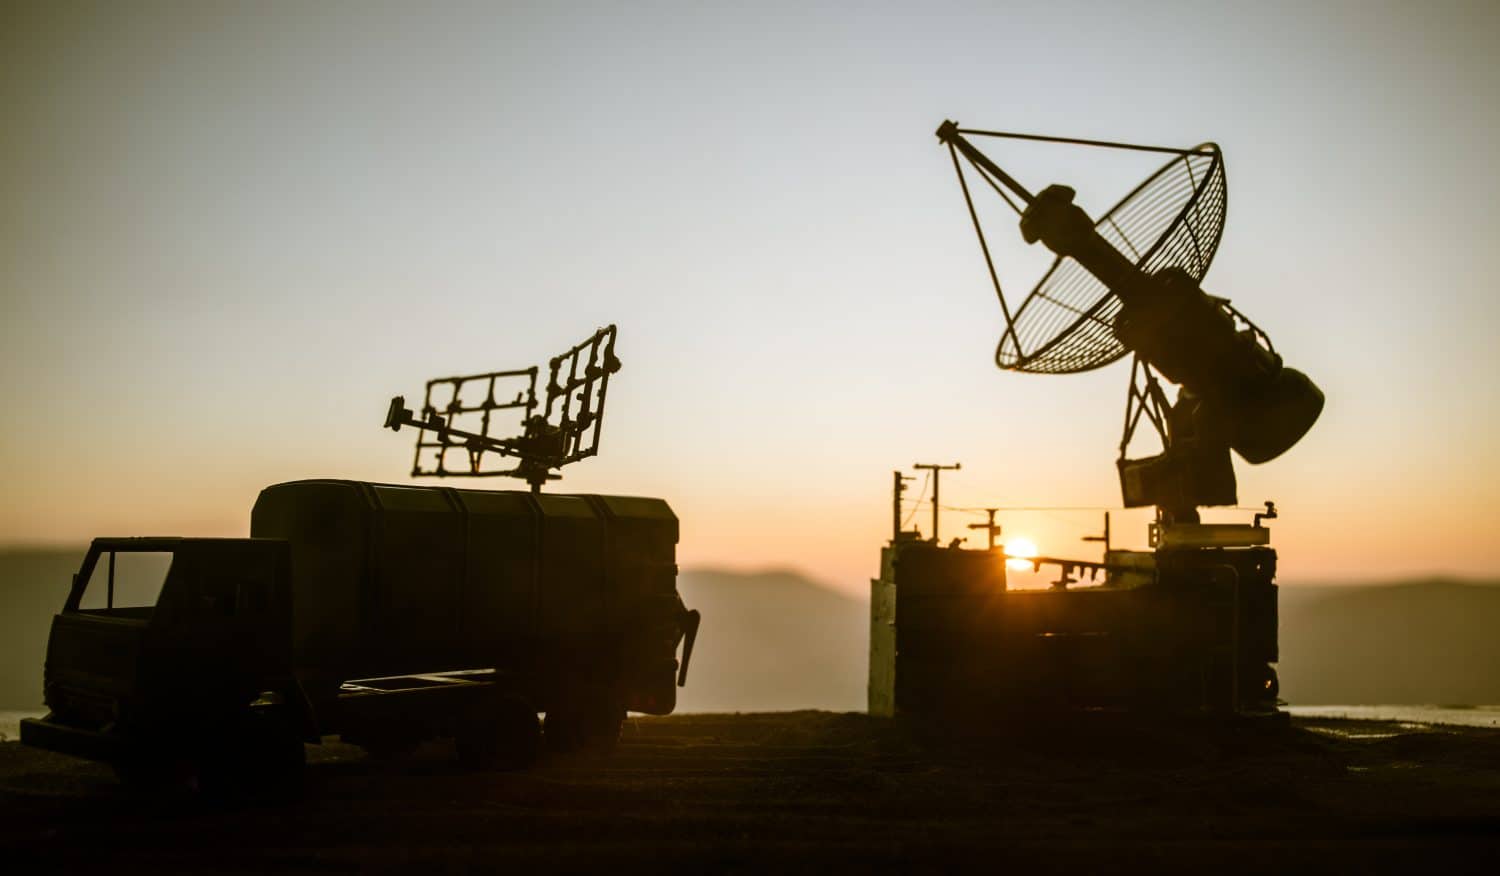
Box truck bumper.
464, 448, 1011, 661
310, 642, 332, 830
20, 716, 125, 763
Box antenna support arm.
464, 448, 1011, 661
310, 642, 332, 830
937, 121, 1035, 206
384, 397, 528, 458
1018, 185, 1153, 305
937, 121, 1149, 303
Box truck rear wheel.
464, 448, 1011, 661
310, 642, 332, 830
455, 695, 539, 771
360, 736, 422, 761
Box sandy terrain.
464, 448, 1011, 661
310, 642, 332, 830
1, 712, 1497, 873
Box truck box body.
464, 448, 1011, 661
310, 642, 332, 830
249, 480, 684, 721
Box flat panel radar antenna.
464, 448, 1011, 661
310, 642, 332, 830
936, 121, 1323, 521
383, 324, 622, 492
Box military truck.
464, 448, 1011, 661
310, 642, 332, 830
21, 479, 700, 794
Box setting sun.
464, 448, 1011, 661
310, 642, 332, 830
1003, 537, 1039, 573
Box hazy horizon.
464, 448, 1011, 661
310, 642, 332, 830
2, 543, 1495, 593
3, 555, 1499, 713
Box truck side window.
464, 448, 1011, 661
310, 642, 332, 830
78, 551, 174, 612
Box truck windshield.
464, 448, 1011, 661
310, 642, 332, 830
78, 551, 172, 613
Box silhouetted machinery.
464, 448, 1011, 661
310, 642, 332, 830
24, 326, 700, 794
870, 124, 1324, 719
384, 324, 622, 493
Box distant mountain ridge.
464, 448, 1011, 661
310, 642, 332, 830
675, 568, 868, 713
1277, 580, 1500, 706
1, 548, 1497, 711
0, 548, 81, 710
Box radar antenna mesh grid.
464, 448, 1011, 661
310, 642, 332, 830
996, 145, 1226, 374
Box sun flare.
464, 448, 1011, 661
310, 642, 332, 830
1003, 537, 1038, 573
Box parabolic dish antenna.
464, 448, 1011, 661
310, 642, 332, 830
944, 127, 1227, 374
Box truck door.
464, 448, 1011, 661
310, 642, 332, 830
44, 544, 173, 728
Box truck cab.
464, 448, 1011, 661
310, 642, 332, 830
21, 538, 306, 792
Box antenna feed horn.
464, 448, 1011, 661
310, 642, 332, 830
1018, 185, 1092, 256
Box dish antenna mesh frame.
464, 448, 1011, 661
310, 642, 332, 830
945, 127, 1227, 374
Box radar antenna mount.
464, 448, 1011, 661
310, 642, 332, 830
384, 324, 621, 493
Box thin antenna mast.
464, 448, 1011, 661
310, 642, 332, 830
967, 508, 1002, 551
1081, 512, 1111, 553
913, 462, 961, 542
891, 471, 914, 540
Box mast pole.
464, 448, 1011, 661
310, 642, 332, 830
913, 462, 961, 543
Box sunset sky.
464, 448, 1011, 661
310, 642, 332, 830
3, 1, 1497, 596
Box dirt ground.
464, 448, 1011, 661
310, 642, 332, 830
2, 712, 1497, 873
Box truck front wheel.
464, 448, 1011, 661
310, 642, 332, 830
116, 709, 305, 802
544, 699, 625, 755
455, 695, 539, 771
201, 708, 306, 802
